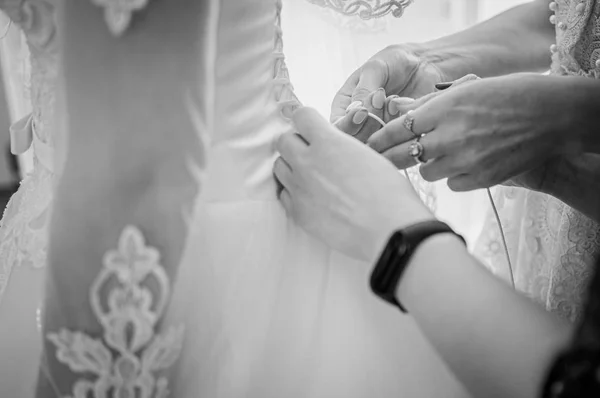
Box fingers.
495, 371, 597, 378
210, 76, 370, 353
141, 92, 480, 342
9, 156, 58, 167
333, 88, 387, 142
386, 96, 414, 120
367, 108, 427, 153
273, 156, 293, 191
276, 130, 308, 167
447, 174, 479, 192
330, 70, 360, 123
291, 106, 336, 145
451, 73, 481, 87
352, 88, 386, 143
332, 105, 369, 137
279, 187, 293, 214
418, 156, 463, 182
330, 58, 388, 124
352, 59, 388, 105
380, 132, 442, 170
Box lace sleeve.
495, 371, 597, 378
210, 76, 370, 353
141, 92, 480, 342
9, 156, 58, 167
36, 0, 213, 396
305, 0, 414, 19
0, 1, 56, 51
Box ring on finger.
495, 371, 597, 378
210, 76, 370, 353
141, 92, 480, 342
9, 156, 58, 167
403, 110, 418, 138
408, 134, 427, 164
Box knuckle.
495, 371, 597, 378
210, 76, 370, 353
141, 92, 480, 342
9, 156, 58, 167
419, 165, 435, 182
363, 58, 387, 75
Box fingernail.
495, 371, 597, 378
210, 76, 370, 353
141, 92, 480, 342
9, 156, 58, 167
366, 138, 378, 151
346, 101, 362, 113
392, 97, 416, 105
390, 97, 415, 116
388, 101, 400, 116
372, 88, 385, 110
353, 109, 368, 124
435, 82, 453, 90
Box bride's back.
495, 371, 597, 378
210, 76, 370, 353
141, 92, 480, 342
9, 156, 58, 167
204, 0, 291, 201
32, 1, 470, 397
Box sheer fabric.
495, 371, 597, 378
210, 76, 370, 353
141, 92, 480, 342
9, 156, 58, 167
34, 0, 471, 396
0, 1, 58, 396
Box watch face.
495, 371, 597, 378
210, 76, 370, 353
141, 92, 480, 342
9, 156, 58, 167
391, 231, 408, 257
394, 241, 408, 257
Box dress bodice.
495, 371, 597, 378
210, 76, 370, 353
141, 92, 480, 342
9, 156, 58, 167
200, 0, 299, 202
551, 0, 600, 77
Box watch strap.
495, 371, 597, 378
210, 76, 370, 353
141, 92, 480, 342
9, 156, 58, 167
370, 220, 465, 313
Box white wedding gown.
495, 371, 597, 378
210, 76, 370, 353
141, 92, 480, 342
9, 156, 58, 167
1, 1, 468, 396
0, 1, 56, 396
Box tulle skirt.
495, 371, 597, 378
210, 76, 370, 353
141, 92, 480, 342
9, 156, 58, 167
166, 199, 470, 397
0, 164, 50, 396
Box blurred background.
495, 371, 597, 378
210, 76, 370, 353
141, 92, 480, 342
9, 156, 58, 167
0, 0, 529, 231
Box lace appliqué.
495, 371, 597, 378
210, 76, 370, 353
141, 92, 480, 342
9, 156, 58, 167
0, 3, 58, 303
273, 0, 301, 119
47, 226, 184, 398
90, 0, 150, 37
306, 0, 413, 19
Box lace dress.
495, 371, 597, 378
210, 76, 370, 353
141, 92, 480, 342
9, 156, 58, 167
0, 0, 57, 301
0, 2, 58, 396
542, 257, 600, 398
474, 0, 600, 323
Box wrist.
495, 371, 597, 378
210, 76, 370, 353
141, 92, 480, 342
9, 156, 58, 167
393, 232, 464, 310
565, 77, 600, 155
408, 41, 477, 83
369, 208, 435, 264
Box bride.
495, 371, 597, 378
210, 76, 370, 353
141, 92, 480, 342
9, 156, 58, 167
1, 0, 469, 396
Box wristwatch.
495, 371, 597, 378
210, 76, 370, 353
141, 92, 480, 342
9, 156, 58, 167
370, 220, 465, 313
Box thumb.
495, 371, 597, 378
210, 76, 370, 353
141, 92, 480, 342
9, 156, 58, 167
292, 107, 335, 145
352, 59, 388, 106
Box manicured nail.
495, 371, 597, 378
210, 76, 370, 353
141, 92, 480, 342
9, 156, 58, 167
353, 109, 368, 124
390, 97, 415, 115
388, 100, 400, 116
392, 97, 416, 105
346, 101, 363, 113
435, 82, 453, 90
372, 88, 386, 110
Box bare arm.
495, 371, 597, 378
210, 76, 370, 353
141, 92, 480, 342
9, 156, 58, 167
415, 0, 555, 80
397, 234, 572, 398
514, 76, 600, 223
539, 155, 600, 223
36, 0, 213, 395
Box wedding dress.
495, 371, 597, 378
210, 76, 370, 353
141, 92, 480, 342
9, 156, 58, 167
30, 0, 470, 397
0, 1, 57, 396
474, 0, 600, 323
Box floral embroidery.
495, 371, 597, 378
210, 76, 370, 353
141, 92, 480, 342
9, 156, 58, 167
90, 0, 150, 36
47, 226, 184, 398
306, 0, 413, 19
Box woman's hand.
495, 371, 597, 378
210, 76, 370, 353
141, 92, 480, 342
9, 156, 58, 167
367, 73, 578, 191
274, 107, 434, 262
331, 44, 447, 142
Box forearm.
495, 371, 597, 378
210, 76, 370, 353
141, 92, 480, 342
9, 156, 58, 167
535, 76, 600, 222
413, 0, 554, 80
541, 155, 600, 223
396, 234, 572, 398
